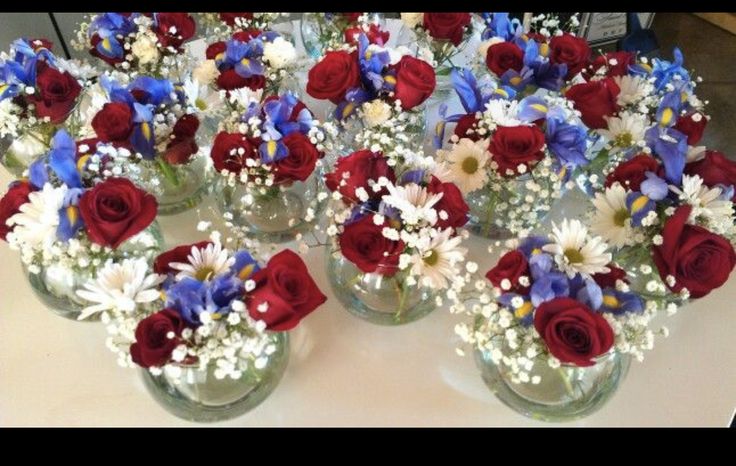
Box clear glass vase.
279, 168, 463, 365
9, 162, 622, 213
325, 247, 437, 325
137, 154, 211, 216
23, 222, 164, 320
0, 130, 52, 178
466, 175, 557, 240
474, 348, 630, 422
215, 170, 326, 243
140, 332, 290, 422
300, 13, 385, 60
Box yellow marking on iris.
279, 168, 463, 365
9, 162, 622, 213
630, 195, 650, 214
240, 57, 250, 67
384, 75, 396, 85
510, 76, 522, 86
515, 301, 533, 319
659, 107, 674, 126
66, 206, 78, 225
141, 122, 151, 140
531, 103, 548, 113
211, 313, 222, 320
389, 218, 402, 229
101, 37, 112, 52
76, 154, 90, 173
603, 294, 621, 308
639, 63, 653, 73
531, 248, 542, 255
559, 166, 567, 180
341, 102, 355, 119
494, 88, 509, 98
215, 52, 225, 62
365, 51, 372, 60
238, 263, 255, 280
435, 122, 445, 137
0, 83, 8, 95
680, 92, 688, 103
267, 140, 278, 156
539, 43, 549, 57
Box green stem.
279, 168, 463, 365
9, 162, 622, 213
557, 367, 576, 398
394, 277, 409, 321
156, 157, 181, 188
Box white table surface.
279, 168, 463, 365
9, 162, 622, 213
1, 20, 735, 427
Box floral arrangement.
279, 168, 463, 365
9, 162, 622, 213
434, 67, 587, 236
80, 235, 326, 379
306, 33, 435, 160
0, 38, 89, 171
0, 130, 161, 310
301, 12, 389, 57
453, 219, 667, 381
199, 28, 297, 95
73, 12, 197, 79
399, 12, 474, 73
322, 147, 469, 317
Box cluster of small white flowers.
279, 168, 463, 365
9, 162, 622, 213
195, 13, 288, 41
351, 101, 426, 167
529, 13, 582, 37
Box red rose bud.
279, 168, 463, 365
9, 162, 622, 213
592, 264, 629, 288
210, 131, 258, 174
534, 297, 615, 367
273, 133, 320, 183
652, 205, 736, 299
32, 62, 82, 124
92, 102, 134, 144
489, 125, 546, 176
0, 181, 33, 241
605, 154, 660, 191
674, 112, 707, 145
454, 114, 479, 140
427, 176, 469, 230
393, 55, 436, 110
164, 114, 200, 165
79, 178, 158, 248
485, 42, 524, 77
549, 33, 591, 79
205, 41, 226, 60
423, 13, 471, 46
153, 241, 211, 275
486, 250, 530, 293
565, 78, 621, 130
324, 149, 396, 202
585, 51, 636, 79
306, 50, 361, 104
130, 309, 188, 368
684, 150, 736, 201
247, 250, 327, 331
338, 215, 405, 277
153, 13, 196, 50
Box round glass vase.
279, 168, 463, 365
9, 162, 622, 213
300, 13, 385, 60
215, 170, 326, 243
466, 175, 556, 240
0, 130, 52, 178
140, 332, 290, 423
137, 154, 211, 216
23, 222, 164, 321
474, 348, 631, 422
325, 247, 437, 326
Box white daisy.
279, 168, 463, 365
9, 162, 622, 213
484, 99, 522, 127
671, 174, 735, 235
382, 182, 444, 227
7, 184, 66, 251
410, 228, 467, 289
182, 78, 221, 117
613, 74, 654, 106
169, 240, 235, 282
543, 219, 612, 277
590, 184, 636, 248
437, 138, 490, 195
76, 257, 165, 320
598, 111, 647, 152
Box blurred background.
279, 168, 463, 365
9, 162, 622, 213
1, 12, 733, 154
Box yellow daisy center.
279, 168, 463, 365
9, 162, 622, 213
195, 98, 208, 111
564, 248, 585, 264
461, 156, 479, 175
614, 132, 633, 147
423, 250, 439, 266
195, 266, 216, 282
614, 208, 630, 227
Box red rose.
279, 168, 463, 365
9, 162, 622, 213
674, 113, 707, 145
219, 12, 253, 26
231, 29, 262, 42
0, 181, 33, 241
605, 154, 659, 191
345, 23, 389, 46
92, 102, 134, 144
393, 55, 436, 110
485, 42, 524, 77
210, 132, 258, 173
339, 215, 405, 277
130, 309, 188, 368
549, 33, 591, 79
164, 114, 200, 165
427, 176, 469, 230
324, 149, 396, 202
534, 297, 615, 367
423, 13, 471, 46
485, 250, 530, 293
592, 264, 629, 288
205, 41, 226, 60
247, 250, 327, 331
32, 62, 82, 124
79, 178, 158, 248
216, 69, 265, 91
685, 150, 736, 202
273, 133, 320, 183
565, 78, 621, 130
454, 114, 479, 140
89, 34, 124, 66
585, 51, 635, 79
153, 13, 196, 50
306, 50, 361, 104
652, 205, 736, 299
489, 125, 546, 176
153, 241, 211, 275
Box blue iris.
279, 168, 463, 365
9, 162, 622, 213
56, 188, 84, 242
479, 12, 521, 42
570, 274, 603, 310
650, 48, 691, 92
497, 292, 534, 326
48, 130, 82, 189
645, 125, 687, 185
518, 235, 550, 258
640, 171, 669, 201
230, 250, 261, 281
546, 117, 590, 169
600, 288, 644, 315
165, 278, 230, 326
626, 191, 656, 226
530, 270, 570, 307
656, 91, 682, 128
